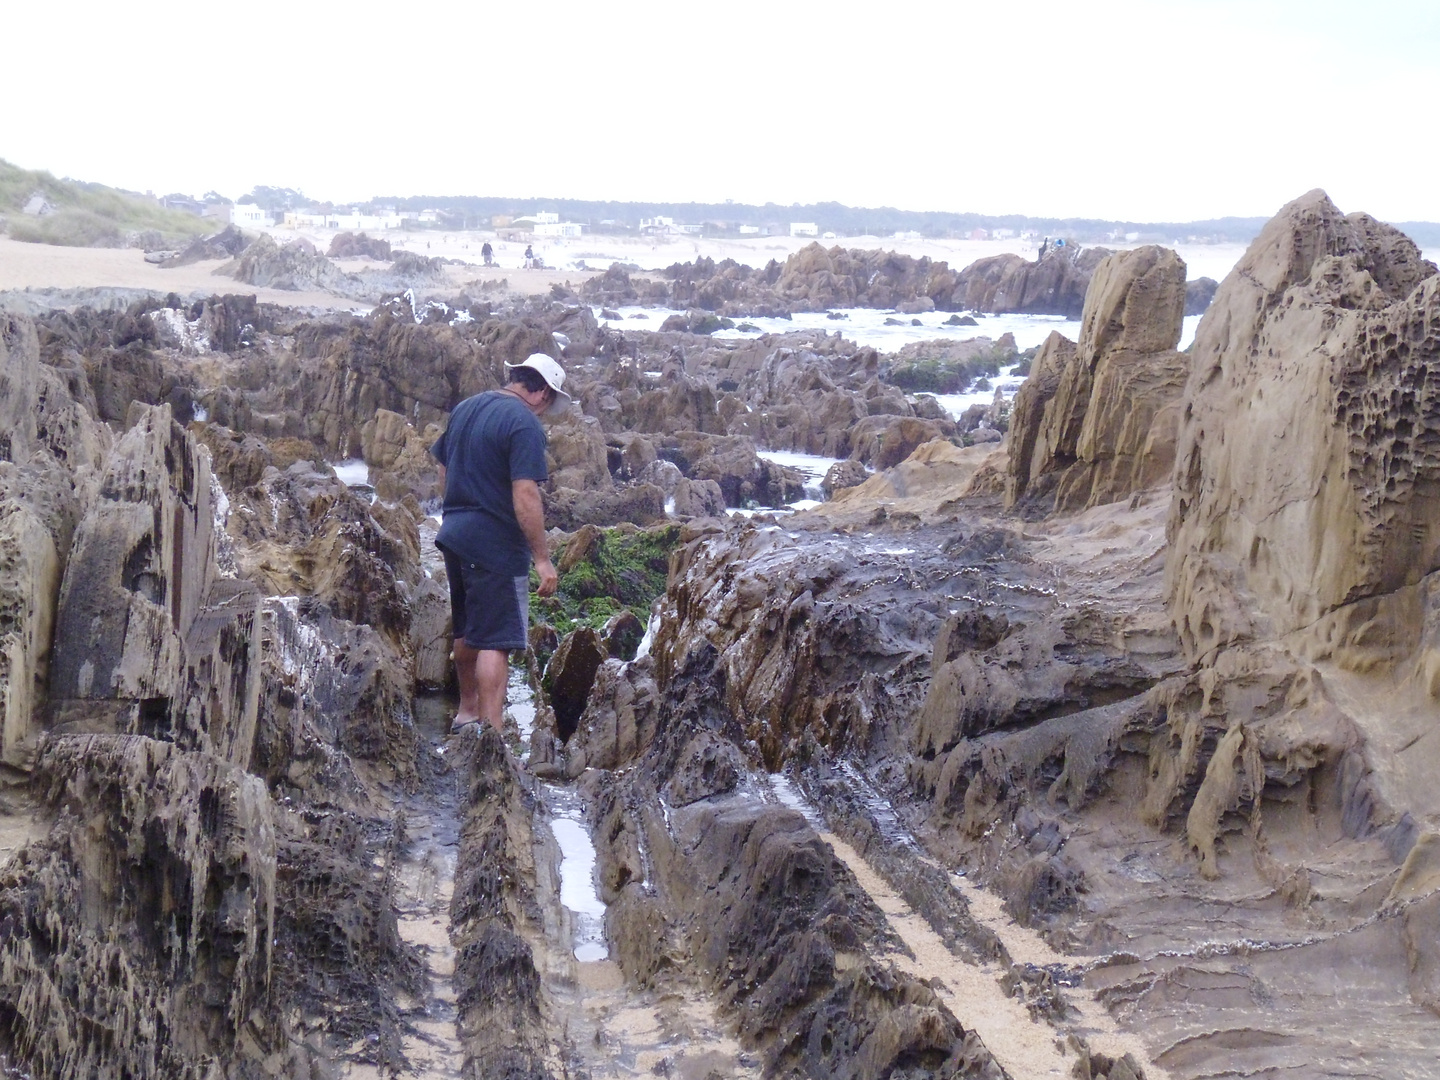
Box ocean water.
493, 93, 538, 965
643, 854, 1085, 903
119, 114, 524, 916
755, 450, 841, 499
594, 306, 1203, 355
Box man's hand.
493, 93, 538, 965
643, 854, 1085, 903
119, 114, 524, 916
534, 556, 559, 597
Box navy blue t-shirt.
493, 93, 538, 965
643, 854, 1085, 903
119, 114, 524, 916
430, 391, 549, 574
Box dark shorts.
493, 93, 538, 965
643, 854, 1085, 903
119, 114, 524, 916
443, 551, 530, 651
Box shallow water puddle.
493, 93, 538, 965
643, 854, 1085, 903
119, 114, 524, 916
540, 783, 609, 962
507, 665, 536, 749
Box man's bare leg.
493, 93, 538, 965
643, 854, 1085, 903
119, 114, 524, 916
453, 643, 510, 733
454, 639, 482, 726
477, 649, 509, 734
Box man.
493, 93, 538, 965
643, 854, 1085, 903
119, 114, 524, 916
430, 354, 570, 733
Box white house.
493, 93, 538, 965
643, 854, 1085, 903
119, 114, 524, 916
534, 221, 583, 238
738, 225, 760, 235
790, 222, 818, 237
230, 203, 270, 227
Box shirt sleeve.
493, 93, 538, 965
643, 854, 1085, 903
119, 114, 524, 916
508, 415, 549, 482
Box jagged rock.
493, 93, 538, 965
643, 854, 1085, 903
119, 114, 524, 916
601, 609, 646, 660
221, 233, 358, 293
547, 412, 612, 491
564, 656, 658, 776
285, 308, 542, 456
1184, 276, 1218, 315
578, 263, 669, 307
1167, 190, 1440, 662
410, 573, 453, 687
545, 627, 609, 740
636, 457, 683, 498
543, 483, 667, 530
723, 347, 870, 457
849, 415, 956, 469
49, 404, 218, 722
450, 727, 558, 1076
588, 642, 1006, 1077
1004, 246, 1189, 512
158, 224, 250, 268
328, 231, 392, 260
823, 458, 870, 497
0, 733, 281, 1077
0, 313, 108, 767
224, 459, 421, 646
254, 594, 419, 790
950, 245, 1113, 317
671, 475, 725, 516
1003, 331, 1077, 507
360, 409, 444, 503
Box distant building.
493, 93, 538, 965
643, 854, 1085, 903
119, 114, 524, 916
639, 216, 676, 234
790, 222, 818, 237
822, 231, 836, 239
532, 212, 559, 224
738, 225, 760, 235
534, 221, 583, 238
159, 193, 205, 215
968, 228, 988, 241
230, 203, 271, 227
491, 215, 513, 227
992, 228, 1015, 240
282, 210, 403, 230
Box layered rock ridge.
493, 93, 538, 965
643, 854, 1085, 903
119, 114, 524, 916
1004, 245, 1190, 514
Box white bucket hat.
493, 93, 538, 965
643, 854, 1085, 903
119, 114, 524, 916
505, 353, 572, 416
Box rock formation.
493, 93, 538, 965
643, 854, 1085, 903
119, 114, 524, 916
221, 233, 359, 293
950, 244, 1113, 318
1004, 246, 1190, 512
586, 242, 1138, 318
1168, 190, 1439, 661
5, 190, 1440, 1080
328, 231, 393, 260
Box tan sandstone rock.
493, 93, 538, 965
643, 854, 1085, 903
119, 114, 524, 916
1166, 190, 1440, 664
1004, 246, 1189, 513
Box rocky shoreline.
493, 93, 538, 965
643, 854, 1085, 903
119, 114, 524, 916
0, 190, 1437, 1078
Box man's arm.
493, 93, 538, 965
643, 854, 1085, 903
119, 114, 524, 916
512, 479, 558, 596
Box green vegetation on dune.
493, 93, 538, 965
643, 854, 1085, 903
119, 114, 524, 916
0, 159, 210, 247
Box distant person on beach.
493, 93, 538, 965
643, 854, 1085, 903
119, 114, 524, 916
1039, 237, 1049, 260
524, 243, 535, 268
430, 354, 571, 734
481, 241, 494, 266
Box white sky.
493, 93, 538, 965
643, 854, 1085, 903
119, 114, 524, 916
4, 0, 1437, 222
